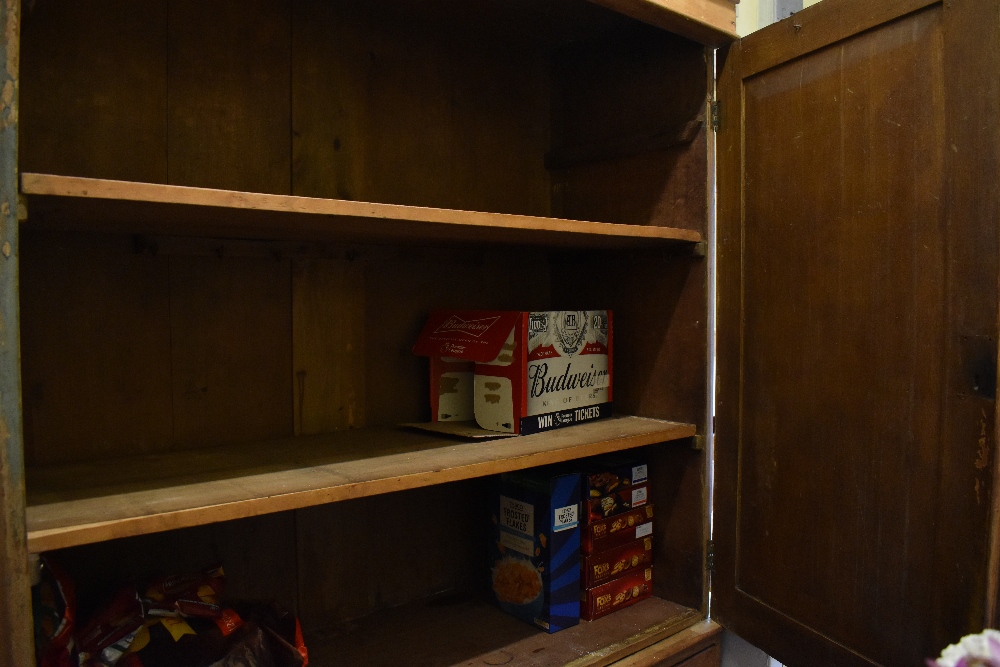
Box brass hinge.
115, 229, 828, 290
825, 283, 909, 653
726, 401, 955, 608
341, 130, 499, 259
706, 540, 715, 573
710, 101, 720, 132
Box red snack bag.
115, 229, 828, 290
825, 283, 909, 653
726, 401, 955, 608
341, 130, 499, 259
143, 564, 226, 619
76, 587, 144, 667
32, 556, 76, 667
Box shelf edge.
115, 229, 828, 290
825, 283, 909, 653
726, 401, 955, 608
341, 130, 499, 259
27, 419, 696, 553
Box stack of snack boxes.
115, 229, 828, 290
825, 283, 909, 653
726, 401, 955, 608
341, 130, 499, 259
579, 457, 654, 621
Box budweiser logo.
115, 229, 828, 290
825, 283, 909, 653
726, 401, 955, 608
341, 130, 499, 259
433, 315, 501, 338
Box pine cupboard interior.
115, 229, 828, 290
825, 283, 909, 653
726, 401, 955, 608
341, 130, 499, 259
15, 0, 715, 664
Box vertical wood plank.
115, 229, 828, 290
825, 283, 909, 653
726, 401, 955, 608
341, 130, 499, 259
550, 28, 708, 230
291, 0, 550, 215
19, 0, 168, 183
20, 233, 174, 465
168, 0, 291, 194
294, 482, 486, 632
363, 248, 550, 427
292, 257, 366, 435
0, 1, 32, 664
169, 255, 293, 448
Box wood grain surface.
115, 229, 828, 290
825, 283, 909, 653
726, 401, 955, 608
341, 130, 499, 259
26, 417, 695, 552
715, 0, 1000, 664
307, 595, 701, 667
21, 173, 703, 248
590, 0, 736, 46
20, 0, 168, 183
167, 0, 291, 194
607, 621, 720, 667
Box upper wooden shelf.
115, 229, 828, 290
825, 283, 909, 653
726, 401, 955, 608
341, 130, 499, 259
591, 0, 737, 47
19, 174, 703, 249
25, 416, 695, 553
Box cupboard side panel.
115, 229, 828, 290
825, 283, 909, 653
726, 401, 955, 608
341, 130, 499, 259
291, 0, 551, 215
167, 0, 292, 194
0, 2, 31, 664
19, 0, 168, 183
552, 252, 707, 426
550, 31, 708, 231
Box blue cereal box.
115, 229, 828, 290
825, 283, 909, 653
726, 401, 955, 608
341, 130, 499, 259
490, 468, 581, 633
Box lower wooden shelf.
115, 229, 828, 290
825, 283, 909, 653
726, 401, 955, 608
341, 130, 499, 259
306, 595, 702, 667
25, 416, 695, 553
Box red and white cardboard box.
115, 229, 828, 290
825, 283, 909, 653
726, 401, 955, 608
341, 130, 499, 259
413, 310, 613, 434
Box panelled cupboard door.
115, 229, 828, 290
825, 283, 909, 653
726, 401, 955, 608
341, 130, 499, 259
715, 0, 1000, 666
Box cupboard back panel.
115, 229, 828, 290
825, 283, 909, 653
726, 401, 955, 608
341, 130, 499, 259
167, 0, 293, 194
46, 480, 486, 633
19, 0, 169, 184
553, 251, 708, 427
20, 0, 551, 211
21, 232, 702, 464
550, 27, 709, 230
20, 0, 709, 226
290, 0, 551, 215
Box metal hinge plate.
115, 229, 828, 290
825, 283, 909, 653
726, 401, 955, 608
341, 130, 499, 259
710, 101, 720, 132
706, 539, 715, 573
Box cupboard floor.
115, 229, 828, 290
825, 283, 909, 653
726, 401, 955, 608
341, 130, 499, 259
307, 594, 700, 667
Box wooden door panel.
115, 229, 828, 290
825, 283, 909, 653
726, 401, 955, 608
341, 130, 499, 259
716, 0, 1000, 665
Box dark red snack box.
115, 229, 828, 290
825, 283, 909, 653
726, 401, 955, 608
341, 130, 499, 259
581, 536, 653, 588
582, 505, 653, 555
581, 566, 653, 621
582, 459, 648, 500
585, 483, 649, 523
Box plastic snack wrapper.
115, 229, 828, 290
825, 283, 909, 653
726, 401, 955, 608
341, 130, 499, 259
33, 556, 77, 667
46, 564, 307, 667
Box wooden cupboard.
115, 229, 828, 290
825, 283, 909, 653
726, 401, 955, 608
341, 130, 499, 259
0, 0, 996, 666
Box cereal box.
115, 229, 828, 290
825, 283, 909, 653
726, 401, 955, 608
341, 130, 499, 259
581, 566, 653, 621
581, 536, 654, 588
413, 310, 613, 434
489, 468, 581, 633
582, 505, 654, 555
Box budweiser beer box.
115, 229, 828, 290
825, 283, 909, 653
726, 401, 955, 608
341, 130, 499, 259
581, 566, 653, 621
582, 505, 654, 555
413, 310, 613, 434
489, 468, 582, 633
581, 536, 653, 588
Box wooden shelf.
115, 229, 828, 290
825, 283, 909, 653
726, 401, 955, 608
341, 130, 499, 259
591, 0, 737, 47
307, 594, 702, 667
25, 416, 695, 553
19, 173, 703, 249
